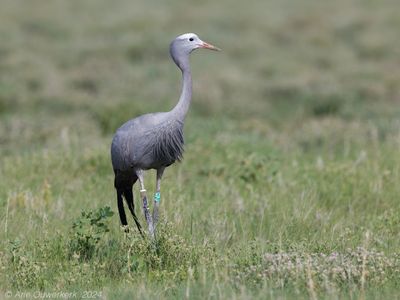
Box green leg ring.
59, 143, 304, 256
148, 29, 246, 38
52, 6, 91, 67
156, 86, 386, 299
154, 192, 161, 203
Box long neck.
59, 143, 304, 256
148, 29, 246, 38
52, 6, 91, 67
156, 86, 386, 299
171, 57, 192, 121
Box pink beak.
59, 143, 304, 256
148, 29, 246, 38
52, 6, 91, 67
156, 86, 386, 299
199, 41, 221, 51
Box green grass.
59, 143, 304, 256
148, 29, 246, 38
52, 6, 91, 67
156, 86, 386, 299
1, 0, 400, 298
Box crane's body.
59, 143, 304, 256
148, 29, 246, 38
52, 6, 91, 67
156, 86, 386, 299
110, 33, 220, 237
111, 112, 183, 171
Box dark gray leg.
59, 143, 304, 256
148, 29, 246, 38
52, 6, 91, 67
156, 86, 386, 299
153, 167, 165, 228
135, 169, 154, 238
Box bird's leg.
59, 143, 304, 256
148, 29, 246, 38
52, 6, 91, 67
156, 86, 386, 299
136, 169, 154, 238
153, 167, 165, 229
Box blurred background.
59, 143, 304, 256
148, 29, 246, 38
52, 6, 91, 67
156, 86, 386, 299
1, 0, 400, 297
1, 0, 399, 155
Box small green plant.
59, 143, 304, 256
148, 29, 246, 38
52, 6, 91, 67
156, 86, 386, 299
68, 206, 114, 261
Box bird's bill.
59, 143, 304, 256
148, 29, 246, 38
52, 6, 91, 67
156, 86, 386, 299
199, 41, 221, 51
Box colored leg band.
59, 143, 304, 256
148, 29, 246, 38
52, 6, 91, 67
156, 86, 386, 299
154, 192, 161, 202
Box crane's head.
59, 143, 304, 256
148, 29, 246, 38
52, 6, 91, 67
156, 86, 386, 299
170, 33, 220, 68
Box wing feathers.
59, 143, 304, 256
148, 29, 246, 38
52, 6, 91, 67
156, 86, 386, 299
143, 120, 184, 164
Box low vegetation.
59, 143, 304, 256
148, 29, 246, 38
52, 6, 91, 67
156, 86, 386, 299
1, 0, 400, 298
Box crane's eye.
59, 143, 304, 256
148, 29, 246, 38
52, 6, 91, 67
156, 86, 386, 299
189, 38, 194, 42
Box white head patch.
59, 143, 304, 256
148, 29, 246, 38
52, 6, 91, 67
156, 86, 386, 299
176, 33, 199, 41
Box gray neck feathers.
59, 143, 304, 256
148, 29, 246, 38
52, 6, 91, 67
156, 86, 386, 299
170, 50, 192, 122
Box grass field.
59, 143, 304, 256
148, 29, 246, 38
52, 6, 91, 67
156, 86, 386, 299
1, 0, 400, 299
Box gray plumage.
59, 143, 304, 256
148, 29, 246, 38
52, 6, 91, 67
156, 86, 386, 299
110, 33, 220, 236
111, 114, 184, 171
